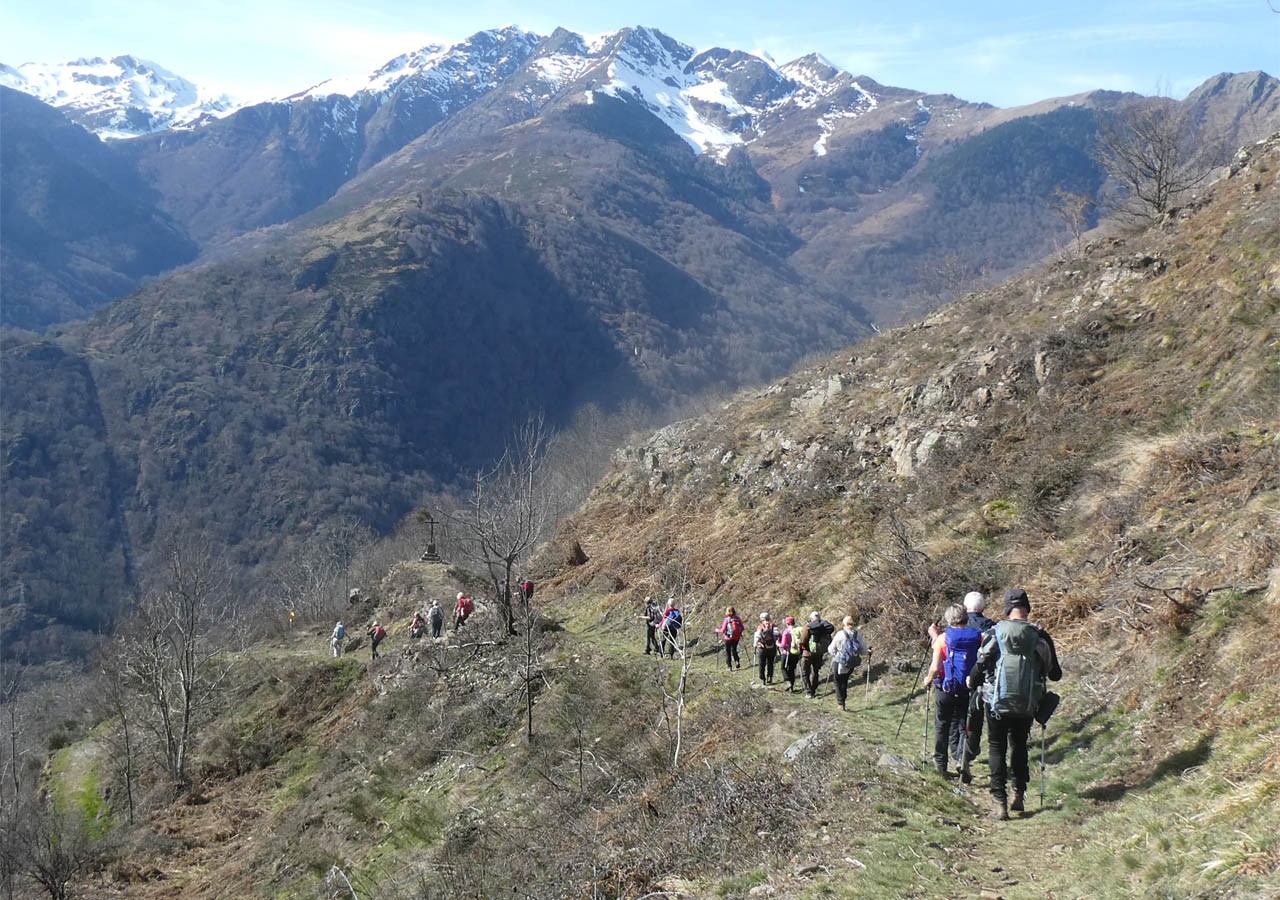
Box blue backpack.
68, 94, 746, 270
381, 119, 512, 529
941, 626, 982, 694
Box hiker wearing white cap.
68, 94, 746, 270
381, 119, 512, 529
753, 613, 780, 685
960, 590, 996, 781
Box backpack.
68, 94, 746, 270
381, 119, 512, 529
430, 606, 443, 625
373, 625, 386, 640
723, 615, 742, 641
666, 609, 682, 631
990, 620, 1046, 718
757, 627, 777, 650
808, 621, 833, 656
333, 624, 346, 640
941, 626, 981, 694
521, 580, 534, 598
833, 630, 862, 669
788, 625, 805, 655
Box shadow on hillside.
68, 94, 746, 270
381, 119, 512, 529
1079, 732, 1215, 804
1044, 705, 1113, 764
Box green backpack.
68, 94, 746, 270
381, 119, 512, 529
990, 620, 1046, 718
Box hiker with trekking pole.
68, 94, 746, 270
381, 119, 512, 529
921, 604, 982, 778
967, 588, 1062, 820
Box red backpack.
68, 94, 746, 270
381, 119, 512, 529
724, 615, 743, 641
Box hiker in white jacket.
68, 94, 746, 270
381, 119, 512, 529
828, 616, 866, 710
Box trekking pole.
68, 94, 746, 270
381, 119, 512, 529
922, 686, 931, 759
1040, 723, 1047, 808
864, 652, 872, 706
895, 651, 931, 739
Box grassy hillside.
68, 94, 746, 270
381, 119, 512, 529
25, 136, 1280, 899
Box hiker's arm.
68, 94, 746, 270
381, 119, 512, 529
1041, 629, 1063, 681
968, 632, 997, 689
921, 636, 944, 686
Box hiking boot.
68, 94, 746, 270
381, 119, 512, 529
1010, 790, 1025, 813
991, 796, 1009, 821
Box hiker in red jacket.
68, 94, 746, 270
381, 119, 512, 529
716, 606, 745, 671
367, 621, 386, 660
454, 592, 475, 630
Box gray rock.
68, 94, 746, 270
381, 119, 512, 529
877, 752, 916, 770
783, 732, 835, 763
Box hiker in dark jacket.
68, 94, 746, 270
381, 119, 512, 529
923, 604, 981, 777
800, 611, 835, 698
639, 596, 662, 655
961, 591, 996, 781
429, 600, 444, 638
968, 589, 1062, 820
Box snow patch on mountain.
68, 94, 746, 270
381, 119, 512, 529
0, 56, 238, 139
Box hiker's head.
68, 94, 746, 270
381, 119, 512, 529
1003, 588, 1031, 617
808, 611, 820, 623
726, 606, 736, 616
963, 591, 986, 613
761, 612, 771, 622
784, 616, 796, 626
842, 615, 856, 628
666, 597, 676, 608
457, 592, 464, 600
944, 604, 967, 627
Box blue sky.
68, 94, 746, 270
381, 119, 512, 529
2, 0, 1276, 107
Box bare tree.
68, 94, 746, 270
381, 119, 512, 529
444, 415, 556, 635
1095, 98, 1218, 222
97, 658, 138, 825
116, 539, 233, 793
651, 549, 697, 771
0, 664, 31, 900
1052, 188, 1094, 258
6, 798, 109, 900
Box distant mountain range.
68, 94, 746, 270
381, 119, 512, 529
0, 55, 238, 138
1, 26, 1278, 672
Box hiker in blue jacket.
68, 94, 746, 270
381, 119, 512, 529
922, 604, 982, 777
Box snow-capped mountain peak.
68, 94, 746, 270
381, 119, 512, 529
295, 25, 541, 101
0, 55, 238, 139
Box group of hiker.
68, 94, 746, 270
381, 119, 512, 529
638, 598, 869, 710
326, 580, 539, 660
640, 586, 1062, 821
919, 588, 1062, 820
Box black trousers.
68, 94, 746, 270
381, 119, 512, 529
933, 688, 967, 770
645, 625, 661, 654
833, 669, 852, 706
781, 652, 800, 689
757, 647, 776, 683
965, 691, 985, 763
723, 639, 741, 668
987, 712, 1034, 800
801, 653, 826, 696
